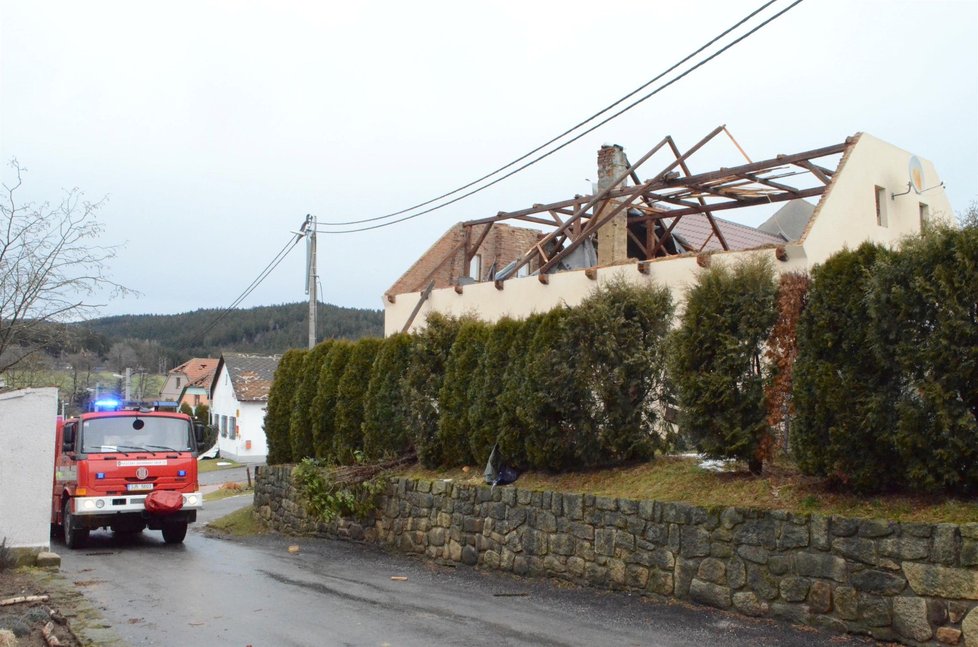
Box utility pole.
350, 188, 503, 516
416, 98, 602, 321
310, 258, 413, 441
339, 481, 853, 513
304, 214, 317, 349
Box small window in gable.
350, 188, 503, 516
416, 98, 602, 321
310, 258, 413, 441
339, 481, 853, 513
919, 202, 930, 228
468, 254, 482, 280
875, 186, 888, 227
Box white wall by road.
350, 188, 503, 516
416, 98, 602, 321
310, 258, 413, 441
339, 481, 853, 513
0, 388, 58, 550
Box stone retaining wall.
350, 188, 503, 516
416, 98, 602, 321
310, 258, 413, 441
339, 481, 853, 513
254, 465, 978, 646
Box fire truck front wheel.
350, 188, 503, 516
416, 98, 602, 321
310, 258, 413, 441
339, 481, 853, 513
62, 500, 89, 550
161, 520, 188, 544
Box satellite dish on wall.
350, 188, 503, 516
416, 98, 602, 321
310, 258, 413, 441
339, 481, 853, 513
908, 156, 925, 194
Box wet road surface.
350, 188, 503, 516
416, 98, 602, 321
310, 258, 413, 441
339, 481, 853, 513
57, 496, 879, 647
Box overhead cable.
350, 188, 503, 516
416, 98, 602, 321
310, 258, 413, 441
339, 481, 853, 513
316, 0, 803, 234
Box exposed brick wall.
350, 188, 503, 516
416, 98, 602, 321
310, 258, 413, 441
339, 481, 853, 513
387, 223, 541, 297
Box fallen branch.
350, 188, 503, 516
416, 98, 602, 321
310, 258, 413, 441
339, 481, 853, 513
0, 594, 50, 606
43, 621, 63, 646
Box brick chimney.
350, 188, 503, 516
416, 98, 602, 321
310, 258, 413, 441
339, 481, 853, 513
596, 144, 629, 265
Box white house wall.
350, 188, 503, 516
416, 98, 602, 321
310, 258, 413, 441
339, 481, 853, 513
385, 247, 806, 334
384, 133, 952, 335
801, 133, 953, 265
210, 365, 268, 464
0, 388, 57, 550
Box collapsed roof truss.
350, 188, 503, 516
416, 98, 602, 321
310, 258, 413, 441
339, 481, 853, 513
460, 126, 854, 285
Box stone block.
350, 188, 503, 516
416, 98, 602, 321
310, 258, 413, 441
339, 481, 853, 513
727, 558, 746, 590
662, 502, 692, 525
483, 550, 500, 569
880, 536, 930, 561
609, 559, 627, 586
627, 565, 650, 589
638, 500, 656, 521
961, 523, 978, 540
746, 564, 779, 601
831, 516, 859, 537
934, 523, 961, 565
721, 507, 744, 530
928, 598, 949, 625
675, 557, 699, 598
858, 519, 894, 538
770, 602, 810, 624
534, 510, 557, 533
550, 492, 563, 516
850, 569, 906, 595
697, 557, 726, 585
962, 540, 978, 567
904, 563, 978, 600
690, 579, 732, 609
811, 515, 830, 551
595, 496, 618, 511
808, 580, 832, 614
644, 523, 668, 545
962, 606, 978, 647
680, 526, 711, 558
513, 556, 529, 575
767, 555, 792, 576
709, 542, 733, 558
567, 556, 586, 578
35, 552, 61, 568
585, 561, 608, 585
733, 591, 769, 617
892, 596, 932, 643
949, 601, 971, 623
936, 627, 962, 645
649, 569, 674, 596
595, 528, 615, 557
858, 594, 892, 627
737, 544, 769, 564
795, 552, 847, 583
550, 533, 575, 556
780, 576, 811, 602
733, 517, 776, 549
543, 555, 565, 574
835, 586, 859, 620
778, 522, 810, 550
832, 537, 877, 565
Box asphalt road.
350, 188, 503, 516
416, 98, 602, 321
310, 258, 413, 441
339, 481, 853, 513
56, 496, 880, 647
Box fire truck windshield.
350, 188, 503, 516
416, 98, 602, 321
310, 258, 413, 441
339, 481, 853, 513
81, 416, 193, 454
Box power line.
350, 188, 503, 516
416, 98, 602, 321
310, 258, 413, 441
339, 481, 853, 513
316, 0, 800, 234
185, 230, 304, 346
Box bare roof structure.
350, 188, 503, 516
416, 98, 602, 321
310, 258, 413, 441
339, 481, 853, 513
460, 125, 850, 287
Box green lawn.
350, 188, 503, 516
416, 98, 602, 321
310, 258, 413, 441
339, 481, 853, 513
206, 505, 264, 536
198, 458, 245, 473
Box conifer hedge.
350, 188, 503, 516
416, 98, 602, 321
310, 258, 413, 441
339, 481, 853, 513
437, 320, 490, 467
288, 340, 334, 462
333, 338, 383, 464
791, 243, 898, 490
867, 219, 978, 493
670, 257, 777, 474
362, 333, 414, 460
264, 348, 306, 464
309, 340, 353, 460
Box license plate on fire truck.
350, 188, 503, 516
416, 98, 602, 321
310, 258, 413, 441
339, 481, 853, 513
127, 483, 154, 491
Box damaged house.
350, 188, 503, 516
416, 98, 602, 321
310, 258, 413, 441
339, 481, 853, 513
384, 127, 953, 334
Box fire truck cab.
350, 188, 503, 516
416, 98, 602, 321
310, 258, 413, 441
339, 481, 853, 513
53, 405, 205, 548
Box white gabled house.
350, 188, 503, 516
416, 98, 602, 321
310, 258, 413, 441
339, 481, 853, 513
209, 352, 280, 463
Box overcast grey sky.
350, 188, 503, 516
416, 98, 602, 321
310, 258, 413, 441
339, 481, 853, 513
1, 0, 975, 317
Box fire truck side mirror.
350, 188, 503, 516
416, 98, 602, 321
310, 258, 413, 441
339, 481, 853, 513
62, 425, 75, 451
193, 422, 205, 444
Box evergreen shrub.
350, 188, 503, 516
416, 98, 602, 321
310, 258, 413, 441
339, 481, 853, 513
264, 348, 306, 464
437, 320, 490, 467
669, 257, 777, 474
309, 341, 353, 461
362, 333, 414, 460
333, 337, 383, 464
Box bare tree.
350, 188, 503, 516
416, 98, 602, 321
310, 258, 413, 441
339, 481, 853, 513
1, 159, 132, 373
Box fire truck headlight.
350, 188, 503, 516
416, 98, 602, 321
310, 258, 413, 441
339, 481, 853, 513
95, 499, 105, 509
82, 500, 97, 511
184, 494, 199, 506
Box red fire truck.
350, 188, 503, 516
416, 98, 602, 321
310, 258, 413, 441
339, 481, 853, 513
52, 404, 205, 548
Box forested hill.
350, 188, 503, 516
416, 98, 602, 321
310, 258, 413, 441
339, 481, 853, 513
83, 301, 384, 362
